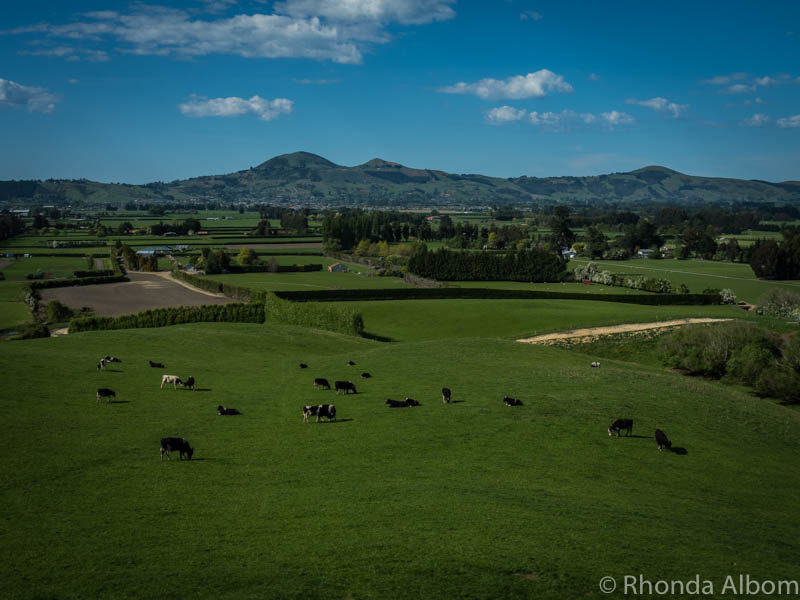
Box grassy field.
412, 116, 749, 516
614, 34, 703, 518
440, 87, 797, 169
450, 281, 646, 294
570, 257, 800, 303
350, 298, 746, 342
1, 322, 799, 599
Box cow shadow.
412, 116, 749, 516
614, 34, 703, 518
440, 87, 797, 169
102, 369, 123, 373
107, 400, 131, 404
361, 331, 395, 343
450, 400, 466, 404
668, 446, 688, 455
188, 388, 212, 392
319, 418, 353, 424
625, 435, 650, 439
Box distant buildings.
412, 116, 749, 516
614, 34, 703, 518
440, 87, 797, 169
328, 263, 348, 272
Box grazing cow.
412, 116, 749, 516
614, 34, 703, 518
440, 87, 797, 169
96, 388, 115, 403
299, 363, 308, 369
313, 378, 331, 390
404, 397, 419, 407
503, 396, 523, 407
591, 361, 601, 368
334, 381, 357, 394
608, 419, 633, 437
302, 404, 320, 422
149, 360, 165, 368
442, 387, 452, 404
316, 404, 336, 422
160, 437, 193, 461
361, 372, 371, 379
97, 358, 107, 371
655, 429, 672, 451
183, 376, 195, 391
386, 398, 407, 408
104, 356, 122, 363
217, 405, 241, 415
347, 360, 356, 366
161, 375, 183, 389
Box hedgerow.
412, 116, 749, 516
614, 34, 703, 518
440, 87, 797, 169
69, 303, 264, 332
574, 262, 675, 293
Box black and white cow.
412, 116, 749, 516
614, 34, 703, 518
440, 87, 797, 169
404, 397, 420, 407
314, 378, 331, 390
503, 396, 523, 406
104, 356, 122, 363
97, 358, 107, 371
161, 375, 182, 389
182, 376, 195, 391
96, 388, 115, 403
608, 419, 633, 437
316, 404, 336, 422
655, 429, 672, 451
302, 404, 320, 422
335, 381, 357, 394
386, 398, 407, 408
591, 362, 601, 368
160, 437, 194, 461
217, 405, 240, 415
442, 387, 452, 404
148, 360, 165, 368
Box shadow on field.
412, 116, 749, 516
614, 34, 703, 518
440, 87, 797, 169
626, 435, 651, 439
187, 388, 212, 392
669, 446, 688, 455
103, 369, 123, 373
107, 400, 131, 404
319, 418, 353, 424
361, 331, 395, 343
451, 400, 466, 404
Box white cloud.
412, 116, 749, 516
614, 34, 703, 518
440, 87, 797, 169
67, 78, 79, 84
292, 77, 339, 85
724, 83, 756, 94
0, 77, 60, 113
520, 11, 543, 21
486, 105, 527, 123
179, 95, 293, 120
777, 114, 800, 128
439, 69, 573, 100
588, 73, 600, 81
741, 113, 771, 127
754, 76, 778, 87
625, 96, 688, 118
5, 1, 456, 65
528, 109, 596, 130
702, 72, 748, 85
274, 0, 456, 24
600, 110, 634, 126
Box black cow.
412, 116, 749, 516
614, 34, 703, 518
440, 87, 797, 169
655, 429, 672, 451
361, 372, 371, 379
217, 405, 241, 415
442, 387, 452, 404
347, 360, 356, 366
503, 396, 523, 406
314, 378, 331, 390
335, 381, 357, 394
96, 388, 115, 403
386, 398, 407, 408
160, 437, 194, 461
299, 363, 308, 369
183, 376, 195, 391
404, 397, 419, 407
149, 360, 165, 368
608, 419, 633, 437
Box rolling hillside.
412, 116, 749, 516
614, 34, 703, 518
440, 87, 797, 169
2, 152, 799, 207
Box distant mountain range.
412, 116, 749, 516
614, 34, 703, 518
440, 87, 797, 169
2, 151, 799, 207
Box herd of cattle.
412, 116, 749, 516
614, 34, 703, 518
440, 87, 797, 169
96, 356, 676, 460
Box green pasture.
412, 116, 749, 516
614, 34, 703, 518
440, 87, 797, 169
202, 261, 410, 292
1, 322, 799, 599
0, 302, 31, 329
350, 298, 746, 343
450, 281, 646, 295
569, 257, 800, 303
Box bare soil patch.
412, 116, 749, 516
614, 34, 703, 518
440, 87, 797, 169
225, 242, 322, 249
517, 318, 733, 345
40, 272, 235, 317
0, 259, 13, 270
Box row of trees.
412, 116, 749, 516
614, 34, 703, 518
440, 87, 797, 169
0, 214, 24, 241
407, 246, 566, 282
749, 230, 800, 280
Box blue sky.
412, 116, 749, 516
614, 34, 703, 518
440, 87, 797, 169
1, 0, 798, 184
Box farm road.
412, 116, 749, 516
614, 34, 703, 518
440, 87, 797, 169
41, 271, 234, 317
517, 318, 732, 344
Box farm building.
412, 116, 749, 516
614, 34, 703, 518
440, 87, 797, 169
328, 263, 348, 273
136, 246, 172, 256
637, 248, 655, 258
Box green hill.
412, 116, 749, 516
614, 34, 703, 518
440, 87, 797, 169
2, 152, 798, 207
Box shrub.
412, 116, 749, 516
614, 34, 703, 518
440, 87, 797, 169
725, 343, 775, 386
757, 288, 800, 322
46, 300, 73, 323
11, 323, 50, 340
25, 271, 44, 280
754, 366, 800, 403
720, 289, 737, 305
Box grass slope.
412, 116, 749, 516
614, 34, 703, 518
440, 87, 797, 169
2, 323, 799, 599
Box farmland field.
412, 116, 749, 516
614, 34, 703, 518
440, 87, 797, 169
569, 257, 800, 303
1, 322, 799, 599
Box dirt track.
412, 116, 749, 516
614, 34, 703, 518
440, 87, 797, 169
40, 272, 234, 317
517, 318, 732, 345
